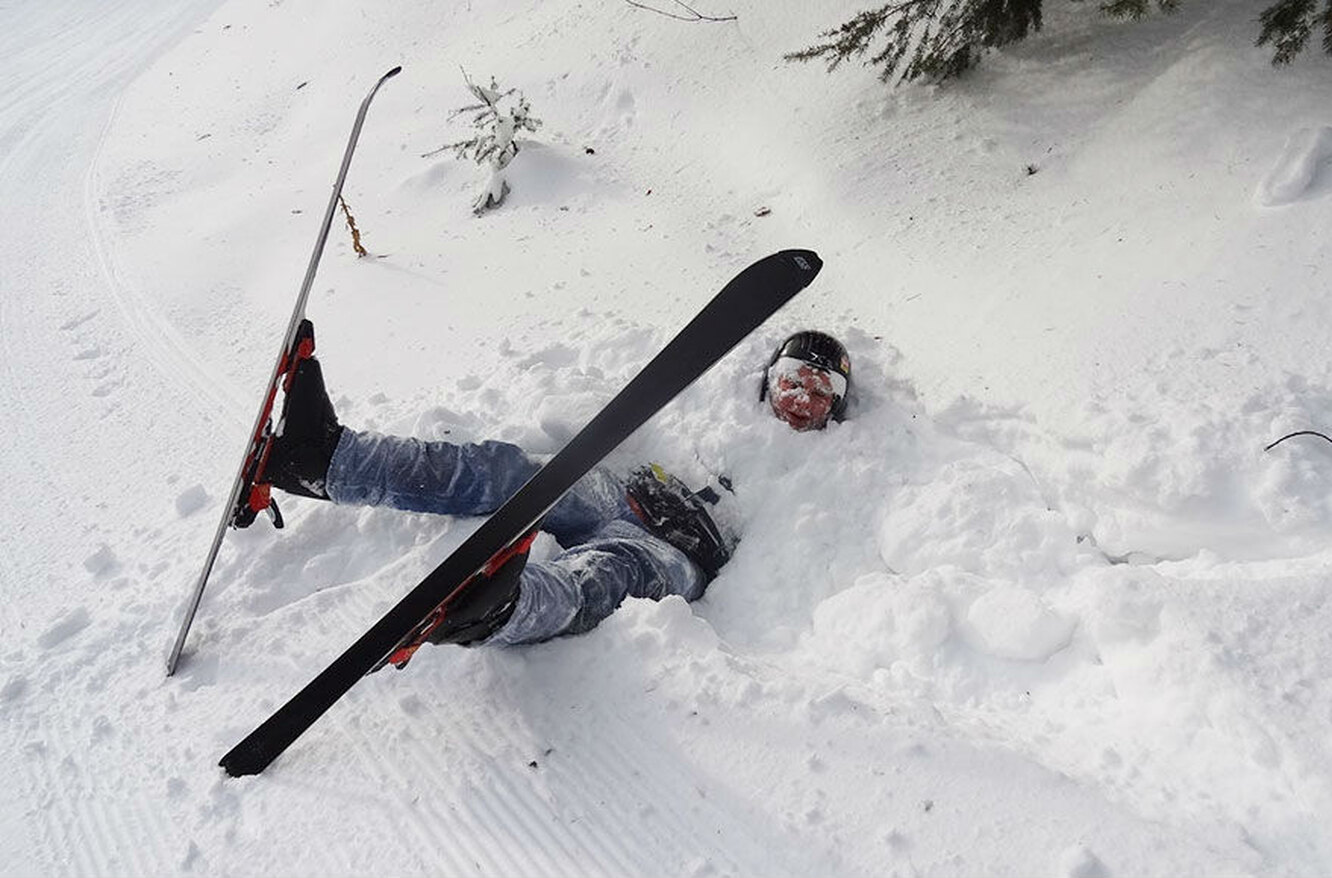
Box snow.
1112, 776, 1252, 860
4, 0, 1332, 874
1257, 126, 1332, 207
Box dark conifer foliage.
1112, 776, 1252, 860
1255, 0, 1332, 63
1097, 0, 1180, 20
787, 0, 1332, 84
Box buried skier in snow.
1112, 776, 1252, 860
265, 330, 852, 657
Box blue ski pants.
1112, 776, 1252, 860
325, 430, 706, 645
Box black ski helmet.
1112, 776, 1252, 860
759, 330, 852, 423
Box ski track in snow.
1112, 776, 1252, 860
0, 1, 228, 875
7, 0, 1332, 875
86, 105, 250, 424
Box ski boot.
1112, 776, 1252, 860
377, 527, 540, 670
266, 355, 343, 501
625, 464, 736, 582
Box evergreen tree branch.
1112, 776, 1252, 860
786, 0, 1044, 83
791, 0, 1331, 86
1257, 0, 1316, 64
1099, 0, 1179, 20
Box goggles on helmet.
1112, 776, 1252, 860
765, 357, 844, 431
767, 357, 847, 398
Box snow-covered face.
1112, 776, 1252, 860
766, 357, 844, 432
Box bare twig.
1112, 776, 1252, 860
1265, 430, 1332, 452
626, 0, 736, 22
338, 194, 367, 257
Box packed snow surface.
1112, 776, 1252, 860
4, 0, 1332, 875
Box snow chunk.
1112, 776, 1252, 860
963, 586, 1074, 662
37, 607, 91, 649
804, 572, 953, 678
879, 457, 1078, 584
174, 483, 209, 517
616, 595, 720, 656
82, 544, 118, 576
1056, 844, 1108, 878
536, 390, 609, 445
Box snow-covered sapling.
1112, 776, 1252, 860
427, 70, 542, 215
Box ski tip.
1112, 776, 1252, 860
777, 249, 822, 280
384, 65, 403, 78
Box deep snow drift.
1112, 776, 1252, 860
4, 0, 1332, 875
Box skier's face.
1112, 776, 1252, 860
767, 360, 840, 431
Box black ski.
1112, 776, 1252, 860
219, 249, 823, 777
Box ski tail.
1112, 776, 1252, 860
218, 249, 822, 777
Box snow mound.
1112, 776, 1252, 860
1256, 125, 1332, 206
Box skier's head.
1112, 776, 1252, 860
760, 331, 851, 432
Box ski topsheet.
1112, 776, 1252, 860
219, 249, 823, 777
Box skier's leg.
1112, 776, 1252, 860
271, 354, 634, 542
484, 520, 707, 647
326, 430, 539, 515
267, 351, 542, 516
326, 428, 636, 545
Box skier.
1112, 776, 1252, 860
264, 330, 852, 655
